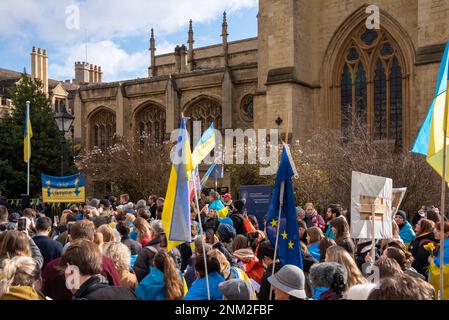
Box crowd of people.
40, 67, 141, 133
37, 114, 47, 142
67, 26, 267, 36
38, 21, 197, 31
0, 192, 448, 300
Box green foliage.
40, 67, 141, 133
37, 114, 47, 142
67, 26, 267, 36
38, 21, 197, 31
0, 73, 77, 198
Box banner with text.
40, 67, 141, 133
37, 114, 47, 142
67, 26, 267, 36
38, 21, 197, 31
41, 173, 86, 203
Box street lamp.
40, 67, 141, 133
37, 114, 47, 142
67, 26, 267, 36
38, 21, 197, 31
54, 102, 74, 176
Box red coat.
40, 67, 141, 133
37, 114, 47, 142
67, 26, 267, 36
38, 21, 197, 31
243, 259, 265, 285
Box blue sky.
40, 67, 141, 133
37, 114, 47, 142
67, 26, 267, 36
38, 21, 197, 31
0, 0, 258, 82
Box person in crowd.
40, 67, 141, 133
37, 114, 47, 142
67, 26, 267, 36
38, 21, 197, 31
325, 245, 367, 290
136, 251, 185, 300
428, 221, 449, 300
108, 195, 118, 211
137, 208, 151, 222
102, 241, 137, 291
408, 218, 436, 277
374, 255, 404, 278
248, 215, 259, 231
135, 199, 148, 213
0, 256, 45, 300
60, 240, 137, 300
133, 217, 153, 247
222, 193, 233, 211
55, 210, 77, 246
116, 221, 142, 256
0, 230, 43, 270
394, 210, 415, 246
267, 264, 307, 300
412, 205, 428, 227
329, 216, 355, 256
184, 236, 212, 288
232, 234, 249, 253
324, 204, 342, 239
296, 206, 305, 223
303, 203, 325, 231
148, 195, 158, 219
32, 217, 63, 270
0, 205, 15, 232
382, 246, 423, 280
22, 208, 37, 237
367, 274, 435, 300
306, 226, 323, 261
318, 238, 337, 262
219, 278, 254, 300
183, 254, 224, 300
215, 222, 236, 262
93, 231, 104, 249
7, 212, 20, 228
41, 220, 121, 300
198, 190, 210, 211
233, 244, 265, 285
256, 240, 281, 300
119, 194, 130, 206
426, 208, 441, 226
298, 220, 308, 244
133, 220, 183, 282
309, 262, 347, 300
156, 197, 164, 210
229, 200, 247, 235
97, 224, 115, 245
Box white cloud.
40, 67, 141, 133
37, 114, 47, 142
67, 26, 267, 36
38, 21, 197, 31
49, 40, 177, 82
0, 0, 257, 44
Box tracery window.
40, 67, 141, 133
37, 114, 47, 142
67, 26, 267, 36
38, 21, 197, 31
135, 104, 166, 145
90, 109, 116, 149
339, 27, 403, 146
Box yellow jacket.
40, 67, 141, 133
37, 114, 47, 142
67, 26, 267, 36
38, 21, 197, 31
0, 286, 46, 300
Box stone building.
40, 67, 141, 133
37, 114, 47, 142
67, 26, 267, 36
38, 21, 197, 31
2, 0, 449, 195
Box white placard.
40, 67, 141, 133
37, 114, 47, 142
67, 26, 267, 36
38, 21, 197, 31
350, 171, 393, 239
391, 187, 407, 217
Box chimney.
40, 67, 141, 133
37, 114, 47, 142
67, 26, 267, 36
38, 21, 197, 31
31, 47, 38, 79
30, 47, 48, 95
42, 49, 48, 95
98, 66, 102, 83
75, 62, 90, 84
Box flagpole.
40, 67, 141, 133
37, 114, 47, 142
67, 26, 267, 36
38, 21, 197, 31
26, 101, 30, 196
440, 132, 446, 300
269, 181, 285, 300
191, 170, 211, 300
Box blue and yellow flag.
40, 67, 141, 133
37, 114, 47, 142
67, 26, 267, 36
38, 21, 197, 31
162, 118, 195, 251
24, 105, 33, 162
266, 144, 303, 269
412, 41, 449, 181
191, 123, 216, 167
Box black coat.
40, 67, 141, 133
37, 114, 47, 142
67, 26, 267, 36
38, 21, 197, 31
133, 236, 162, 282
257, 263, 283, 300
73, 276, 137, 300
229, 212, 246, 235
409, 232, 437, 276
121, 236, 142, 256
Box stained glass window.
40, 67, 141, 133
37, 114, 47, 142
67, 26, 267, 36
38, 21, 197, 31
374, 59, 387, 140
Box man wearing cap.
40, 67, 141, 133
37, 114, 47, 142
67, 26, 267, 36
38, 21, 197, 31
394, 210, 415, 247
267, 264, 308, 300
222, 193, 233, 211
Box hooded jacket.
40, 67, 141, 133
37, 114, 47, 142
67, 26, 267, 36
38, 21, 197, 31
136, 266, 185, 300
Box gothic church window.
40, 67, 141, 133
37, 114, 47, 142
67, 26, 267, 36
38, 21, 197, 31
90, 109, 116, 149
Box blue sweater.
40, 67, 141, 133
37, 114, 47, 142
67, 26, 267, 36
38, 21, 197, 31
183, 272, 224, 300
308, 242, 321, 261
32, 235, 63, 269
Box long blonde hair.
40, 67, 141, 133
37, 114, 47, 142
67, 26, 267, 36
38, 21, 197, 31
325, 245, 367, 288
0, 256, 41, 296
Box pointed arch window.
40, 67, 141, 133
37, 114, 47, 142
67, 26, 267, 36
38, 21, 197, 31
135, 104, 166, 147
90, 109, 116, 149
339, 27, 403, 146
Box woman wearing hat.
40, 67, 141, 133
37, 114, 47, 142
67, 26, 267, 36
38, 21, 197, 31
267, 264, 308, 300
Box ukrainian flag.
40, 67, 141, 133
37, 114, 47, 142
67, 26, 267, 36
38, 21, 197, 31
429, 238, 449, 300
24, 105, 33, 162
191, 123, 216, 167
412, 41, 449, 181
162, 118, 194, 251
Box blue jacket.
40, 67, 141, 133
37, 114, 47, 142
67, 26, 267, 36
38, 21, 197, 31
399, 221, 415, 244
435, 238, 449, 267
324, 224, 336, 239
136, 267, 184, 300
308, 242, 321, 261
32, 235, 63, 269
183, 272, 224, 300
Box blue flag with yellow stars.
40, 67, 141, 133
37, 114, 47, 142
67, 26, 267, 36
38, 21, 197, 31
266, 144, 303, 269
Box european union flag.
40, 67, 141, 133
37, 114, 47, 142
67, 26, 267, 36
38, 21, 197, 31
266, 144, 303, 269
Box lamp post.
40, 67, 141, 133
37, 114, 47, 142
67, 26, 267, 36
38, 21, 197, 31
53, 103, 74, 176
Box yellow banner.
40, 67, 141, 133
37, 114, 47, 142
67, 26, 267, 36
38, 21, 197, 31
42, 187, 85, 203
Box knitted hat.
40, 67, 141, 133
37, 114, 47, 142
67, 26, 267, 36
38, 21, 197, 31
217, 222, 236, 241
395, 210, 407, 221
219, 279, 254, 300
